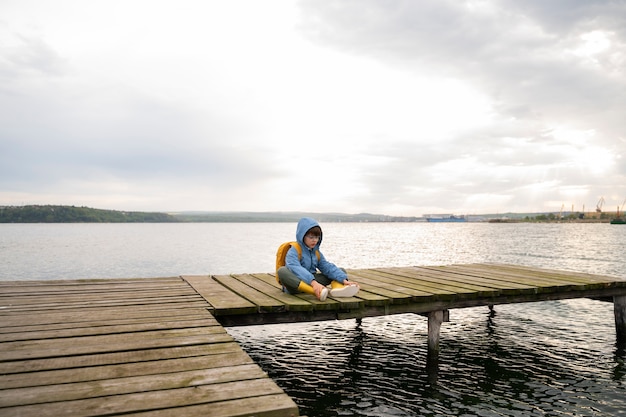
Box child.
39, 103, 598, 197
277, 217, 359, 301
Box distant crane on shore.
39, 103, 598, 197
596, 197, 605, 213
618, 199, 626, 218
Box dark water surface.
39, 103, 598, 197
229, 301, 626, 416
2, 222, 626, 416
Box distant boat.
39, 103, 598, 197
611, 204, 626, 224
426, 215, 467, 223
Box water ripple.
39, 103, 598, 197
228, 300, 626, 416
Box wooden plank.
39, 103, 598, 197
424, 265, 542, 290
0, 282, 199, 293
0, 379, 293, 417
424, 264, 571, 291
445, 263, 595, 287
0, 315, 216, 336
437, 263, 580, 285
0, 308, 216, 332
0, 304, 212, 321
387, 266, 536, 292
182, 275, 257, 315
0, 290, 203, 305
0, 297, 206, 316
0, 302, 211, 314
0, 276, 183, 288
0, 318, 221, 342
439, 264, 612, 291
347, 269, 440, 301
0, 286, 201, 299
327, 295, 365, 310
0, 279, 188, 296
346, 288, 390, 306
213, 274, 288, 313
344, 271, 414, 302
2, 325, 228, 350
0, 363, 270, 407
484, 263, 625, 281
123, 394, 299, 417
0, 298, 209, 313
248, 273, 316, 311
0, 350, 254, 389
290, 292, 342, 310
364, 268, 487, 298
0, 328, 233, 361
0, 343, 244, 375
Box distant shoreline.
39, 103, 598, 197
0, 205, 421, 223
487, 218, 610, 223
0, 204, 619, 223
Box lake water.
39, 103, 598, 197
1, 222, 625, 416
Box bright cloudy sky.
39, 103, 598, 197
1, 0, 625, 216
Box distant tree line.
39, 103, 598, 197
0, 205, 179, 223
173, 211, 422, 223
0, 205, 423, 223
522, 212, 608, 222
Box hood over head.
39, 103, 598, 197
295, 217, 323, 247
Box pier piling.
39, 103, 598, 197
428, 310, 445, 354
615, 295, 626, 344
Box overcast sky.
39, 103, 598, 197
1, 0, 625, 216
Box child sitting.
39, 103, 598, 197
277, 217, 359, 301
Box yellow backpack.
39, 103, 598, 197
275, 241, 320, 282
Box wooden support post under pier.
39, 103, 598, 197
615, 295, 626, 344
427, 310, 449, 354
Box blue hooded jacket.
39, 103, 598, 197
285, 217, 348, 284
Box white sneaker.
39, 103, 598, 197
318, 287, 329, 301
330, 284, 359, 298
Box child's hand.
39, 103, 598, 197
344, 279, 359, 288
311, 280, 326, 299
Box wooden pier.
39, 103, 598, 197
0, 277, 299, 417
2, 263, 626, 416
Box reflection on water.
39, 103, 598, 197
614, 345, 626, 382
228, 299, 626, 416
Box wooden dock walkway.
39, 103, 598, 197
2, 263, 626, 416
0, 277, 299, 417
183, 263, 626, 350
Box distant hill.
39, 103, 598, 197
2, 205, 603, 224
0, 206, 422, 223
171, 211, 422, 223
0, 205, 179, 223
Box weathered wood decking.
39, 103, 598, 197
0, 277, 299, 417
189, 264, 626, 325
2, 263, 626, 417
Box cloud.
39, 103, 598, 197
298, 1, 624, 130
293, 0, 626, 211
0, 0, 625, 215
